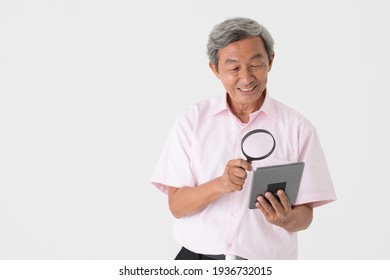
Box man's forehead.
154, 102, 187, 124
224, 53, 265, 64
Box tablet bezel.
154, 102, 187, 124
248, 162, 305, 209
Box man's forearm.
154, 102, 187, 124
168, 177, 225, 219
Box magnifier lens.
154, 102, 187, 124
241, 129, 276, 162
242, 133, 274, 159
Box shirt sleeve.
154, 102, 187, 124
150, 110, 196, 194
295, 122, 337, 207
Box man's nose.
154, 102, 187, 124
239, 67, 254, 83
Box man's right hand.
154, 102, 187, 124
219, 159, 252, 193
168, 159, 252, 218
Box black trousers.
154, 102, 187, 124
174, 247, 225, 260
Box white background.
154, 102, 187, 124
1, 0, 389, 260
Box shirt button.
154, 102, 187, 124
227, 243, 232, 248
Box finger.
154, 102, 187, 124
240, 159, 252, 171
221, 179, 242, 193
221, 172, 244, 191
227, 159, 252, 171
229, 180, 244, 192
230, 167, 247, 180
255, 197, 269, 215
257, 195, 275, 215
256, 201, 268, 216
265, 192, 284, 214
277, 190, 291, 210
229, 175, 245, 186
265, 192, 283, 212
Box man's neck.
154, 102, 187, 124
228, 94, 265, 123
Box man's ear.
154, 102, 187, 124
268, 53, 275, 72
209, 62, 221, 79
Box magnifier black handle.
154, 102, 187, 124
241, 129, 276, 162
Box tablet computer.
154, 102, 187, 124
248, 162, 305, 209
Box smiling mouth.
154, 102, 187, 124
238, 84, 258, 93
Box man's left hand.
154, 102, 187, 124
256, 190, 294, 229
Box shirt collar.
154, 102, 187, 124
211, 89, 278, 120
259, 90, 278, 120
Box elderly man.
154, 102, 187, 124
151, 17, 336, 260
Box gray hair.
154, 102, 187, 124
207, 17, 275, 68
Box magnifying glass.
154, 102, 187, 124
241, 129, 276, 162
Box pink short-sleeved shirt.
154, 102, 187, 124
151, 92, 336, 259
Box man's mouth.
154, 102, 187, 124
238, 85, 257, 93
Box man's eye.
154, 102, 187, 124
251, 65, 262, 68
228, 67, 239, 72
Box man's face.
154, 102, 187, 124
210, 36, 274, 109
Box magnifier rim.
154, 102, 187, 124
241, 129, 276, 162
